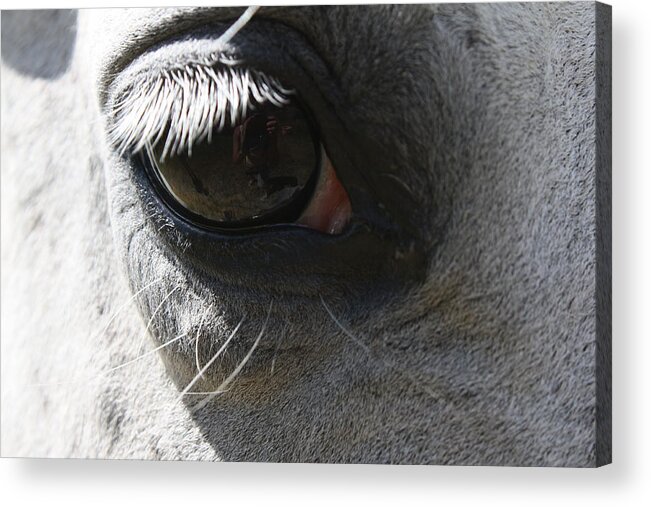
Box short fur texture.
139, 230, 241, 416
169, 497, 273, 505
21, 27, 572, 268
1, 4, 610, 465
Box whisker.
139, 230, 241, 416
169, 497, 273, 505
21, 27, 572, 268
216, 6, 260, 47
90, 277, 163, 344
176, 317, 245, 402
28, 331, 189, 389
195, 304, 214, 377
380, 172, 418, 200
135, 285, 180, 355
181, 392, 226, 395
319, 296, 370, 354
319, 296, 441, 402
190, 301, 273, 413
98, 331, 189, 377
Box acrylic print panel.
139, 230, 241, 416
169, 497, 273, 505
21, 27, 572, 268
0, 3, 611, 466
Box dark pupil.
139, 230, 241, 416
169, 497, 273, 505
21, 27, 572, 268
147, 101, 319, 229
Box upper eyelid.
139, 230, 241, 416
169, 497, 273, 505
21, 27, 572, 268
103, 8, 340, 163
96, 6, 315, 109
94, 6, 257, 106
106, 26, 297, 160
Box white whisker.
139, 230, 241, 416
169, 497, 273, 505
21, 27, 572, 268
320, 296, 440, 402
190, 301, 273, 413
29, 331, 189, 389
90, 277, 163, 344
100, 331, 188, 376
176, 317, 245, 402
195, 304, 214, 377
216, 6, 260, 47
319, 296, 370, 354
135, 285, 180, 355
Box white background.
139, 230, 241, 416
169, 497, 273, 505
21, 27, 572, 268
1, 0, 649, 505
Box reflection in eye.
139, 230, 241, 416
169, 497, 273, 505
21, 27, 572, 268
145, 100, 320, 227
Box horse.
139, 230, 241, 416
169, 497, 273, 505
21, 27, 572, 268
0, 3, 610, 465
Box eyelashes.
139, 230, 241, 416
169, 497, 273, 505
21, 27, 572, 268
108, 60, 296, 160
106, 5, 286, 161
106, 9, 352, 235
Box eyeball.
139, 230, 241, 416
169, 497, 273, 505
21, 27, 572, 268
143, 100, 321, 230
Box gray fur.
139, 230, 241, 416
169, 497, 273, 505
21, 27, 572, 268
1, 3, 610, 466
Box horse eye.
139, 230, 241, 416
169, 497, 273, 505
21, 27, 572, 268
142, 100, 322, 230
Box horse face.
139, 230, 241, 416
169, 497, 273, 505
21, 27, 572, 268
1, 4, 609, 465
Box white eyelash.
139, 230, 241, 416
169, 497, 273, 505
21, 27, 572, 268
109, 63, 295, 160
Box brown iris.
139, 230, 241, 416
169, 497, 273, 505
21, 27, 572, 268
144, 101, 320, 229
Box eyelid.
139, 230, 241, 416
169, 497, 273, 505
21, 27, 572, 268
106, 28, 296, 160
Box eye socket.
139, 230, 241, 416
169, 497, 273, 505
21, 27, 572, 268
114, 58, 353, 235
142, 99, 322, 230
